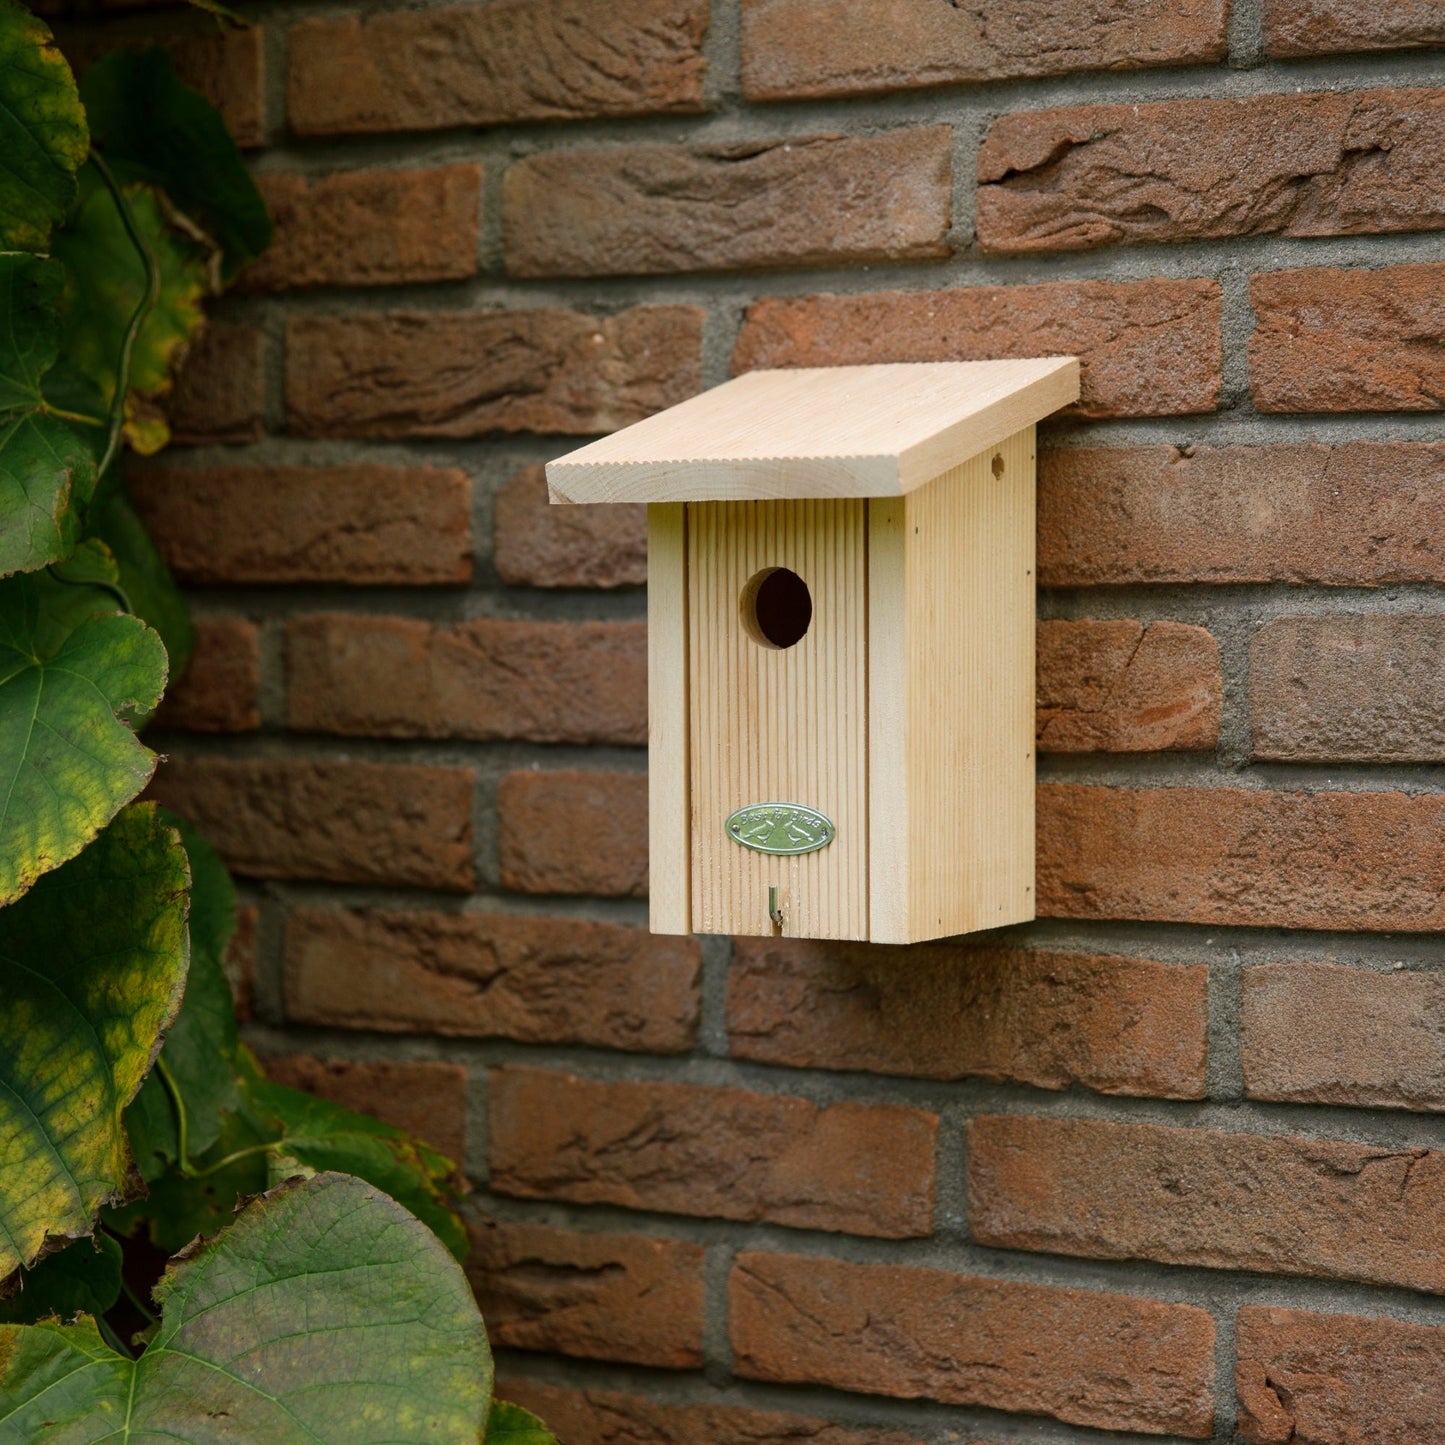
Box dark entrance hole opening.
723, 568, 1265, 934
741, 567, 812, 650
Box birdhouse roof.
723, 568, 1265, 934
546, 358, 1079, 503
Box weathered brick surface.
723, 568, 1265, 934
165, 323, 265, 445
730, 1252, 1214, 1436
152, 617, 259, 734
148, 757, 473, 890
245, 165, 481, 291
494, 466, 646, 589
497, 1381, 930, 1445
1037, 619, 1220, 753
740, 0, 1226, 99
284, 907, 699, 1053
287, 306, 703, 439
1251, 263, 1445, 412
259, 1054, 468, 1163
968, 1114, 1445, 1292
1242, 962, 1445, 1111
1252, 615, 1445, 761
1264, 0, 1445, 57
1038, 442, 1445, 587
728, 938, 1207, 1099
467, 1219, 703, 1368
286, 615, 646, 744
733, 279, 1222, 418
503, 129, 952, 278
1236, 1306, 1445, 1444
287, 0, 708, 136
1038, 783, 1445, 932
224, 904, 258, 1023
979, 89, 1445, 254
490, 1067, 937, 1238
498, 770, 647, 897
128, 464, 472, 587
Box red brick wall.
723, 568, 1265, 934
69, 1, 1445, 1440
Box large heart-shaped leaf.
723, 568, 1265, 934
0, 253, 102, 577
242, 1053, 469, 1263
486, 1401, 560, 1444
0, 1, 88, 253
127, 813, 239, 1173
0, 542, 168, 904
82, 48, 273, 283
0, 1173, 494, 1442
0, 804, 189, 1279
53, 165, 210, 457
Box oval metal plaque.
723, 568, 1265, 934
725, 802, 835, 856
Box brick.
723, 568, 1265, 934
728, 938, 1207, 1099
1242, 961, 1445, 1111
165, 323, 265, 445
497, 1381, 930, 1445
287, 305, 703, 439
286, 615, 645, 744
259, 1054, 467, 1163
1264, 0, 1445, 57
224, 904, 258, 1023
498, 770, 647, 897
730, 1252, 1214, 1437
128, 464, 472, 587
152, 617, 259, 734
740, 0, 1226, 100
284, 907, 699, 1053
147, 757, 473, 890
1251, 263, 1445, 412
494, 465, 646, 589
968, 1114, 1445, 1292
466, 1219, 703, 1368
1252, 615, 1445, 762
979, 89, 1445, 254
244, 165, 480, 292
1038, 441, 1445, 587
490, 1066, 937, 1238
1236, 1306, 1445, 1444
1037, 619, 1220, 753
287, 0, 708, 136
1038, 782, 1445, 932
733, 279, 1222, 418
503, 128, 952, 278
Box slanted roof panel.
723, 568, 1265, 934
546, 358, 1079, 503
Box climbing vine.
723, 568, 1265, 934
0, 4, 554, 1438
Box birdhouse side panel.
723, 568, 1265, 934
647, 503, 691, 935
687, 498, 868, 941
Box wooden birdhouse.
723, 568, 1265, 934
546, 359, 1080, 945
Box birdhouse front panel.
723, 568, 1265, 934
546, 359, 1081, 945
687, 498, 867, 941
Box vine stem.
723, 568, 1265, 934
154, 1057, 195, 1178
86, 147, 160, 481
187, 1142, 279, 1181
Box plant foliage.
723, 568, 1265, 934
0, 6, 558, 1439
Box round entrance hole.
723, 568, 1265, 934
741, 567, 812, 649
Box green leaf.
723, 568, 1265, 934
52, 164, 210, 457
89, 467, 194, 675
127, 813, 238, 1171
242, 1052, 469, 1263
0, 545, 168, 904
82, 49, 273, 283
0, 1233, 121, 1325
0, 804, 190, 1279
183, 0, 246, 20
0, 253, 102, 578
486, 1400, 560, 1444
0, 1173, 494, 1442
0, 1, 88, 252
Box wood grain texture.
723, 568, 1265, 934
688, 500, 868, 940
648, 505, 691, 933
870, 427, 1037, 942
548, 360, 1078, 502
